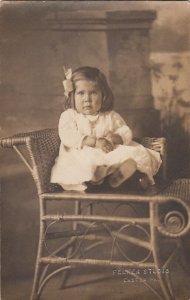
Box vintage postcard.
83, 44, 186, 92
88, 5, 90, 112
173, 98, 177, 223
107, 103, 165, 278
1, 1, 190, 299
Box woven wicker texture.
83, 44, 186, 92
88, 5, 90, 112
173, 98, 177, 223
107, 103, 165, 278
141, 137, 167, 181
160, 178, 190, 204
0, 128, 60, 193
25, 129, 60, 194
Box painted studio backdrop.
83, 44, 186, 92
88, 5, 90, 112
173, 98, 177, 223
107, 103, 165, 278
0, 1, 190, 299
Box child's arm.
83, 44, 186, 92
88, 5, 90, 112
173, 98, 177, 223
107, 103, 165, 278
82, 136, 96, 147
108, 111, 133, 145
82, 136, 113, 153
105, 132, 123, 146
59, 110, 87, 149
95, 138, 114, 153
82, 111, 132, 151
59, 110, 113, 153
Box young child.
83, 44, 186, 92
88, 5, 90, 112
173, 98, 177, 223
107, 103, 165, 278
51, 66, 161, 191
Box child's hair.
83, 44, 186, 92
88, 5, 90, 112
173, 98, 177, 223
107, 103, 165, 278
64, 66, 114, 112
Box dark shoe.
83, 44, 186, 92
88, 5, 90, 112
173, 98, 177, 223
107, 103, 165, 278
48, 183, 63, 192
139, 175, 151, 190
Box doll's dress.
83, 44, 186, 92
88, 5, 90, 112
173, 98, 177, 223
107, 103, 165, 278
50, 109, 162, 191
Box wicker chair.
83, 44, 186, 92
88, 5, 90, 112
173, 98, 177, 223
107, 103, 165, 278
1, 129, 190, 300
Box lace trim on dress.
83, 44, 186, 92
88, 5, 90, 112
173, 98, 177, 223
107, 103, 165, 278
84, 114, 100, 136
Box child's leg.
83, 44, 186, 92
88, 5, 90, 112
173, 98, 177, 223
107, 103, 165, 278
108, 159, 137, 188
92, 165, 108, 183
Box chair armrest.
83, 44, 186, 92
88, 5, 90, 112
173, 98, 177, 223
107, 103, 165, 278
0, 136, 30, 148
139, 137, 167, 181
140, 137, 167, 157
0, 128, 58, 148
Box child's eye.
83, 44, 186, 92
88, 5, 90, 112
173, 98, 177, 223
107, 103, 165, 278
91, 91, 98, 95
77, 91, 85, 96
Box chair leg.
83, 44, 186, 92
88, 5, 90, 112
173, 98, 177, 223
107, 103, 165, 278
156, 270, 174, 300
60, 200, 82, 289
151, 241, 175, 300
30, 264, 42, 300
150, 202, 175, 300
30, 245, 44, 300
30, 198, 46, 300
178, 235, 190, 276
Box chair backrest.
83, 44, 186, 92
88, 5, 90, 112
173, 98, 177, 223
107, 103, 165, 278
25, 129, 60, 194
141, 137, 167, 181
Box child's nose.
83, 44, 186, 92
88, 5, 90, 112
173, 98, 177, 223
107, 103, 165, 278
84, 93, 91, 102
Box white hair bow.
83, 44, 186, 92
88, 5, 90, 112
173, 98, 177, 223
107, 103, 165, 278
62, 66, 74, 98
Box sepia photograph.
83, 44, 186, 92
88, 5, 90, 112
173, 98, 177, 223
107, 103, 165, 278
0, 1, 190, 299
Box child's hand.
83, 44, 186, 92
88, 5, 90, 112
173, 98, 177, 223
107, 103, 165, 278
96, 138, 114, 153
82, 136, 96, 148
106, 132, 123, 146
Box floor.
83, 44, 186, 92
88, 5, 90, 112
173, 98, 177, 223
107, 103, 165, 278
2, 261, 190, 300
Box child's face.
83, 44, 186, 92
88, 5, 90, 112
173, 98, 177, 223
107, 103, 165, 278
74, 80, 102, 115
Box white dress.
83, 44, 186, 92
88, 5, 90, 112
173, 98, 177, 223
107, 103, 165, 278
51, 109, 162, 191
